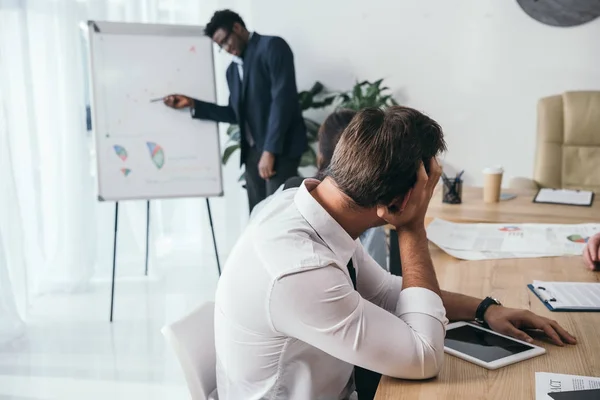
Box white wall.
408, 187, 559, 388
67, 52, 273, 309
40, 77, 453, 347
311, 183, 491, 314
242, 0, 600, 185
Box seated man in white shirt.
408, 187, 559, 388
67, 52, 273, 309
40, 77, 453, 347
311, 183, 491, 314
253, 109, 387, 270
214, 106, 576, 400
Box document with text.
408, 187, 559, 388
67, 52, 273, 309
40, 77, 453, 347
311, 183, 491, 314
536, 372, 600, 400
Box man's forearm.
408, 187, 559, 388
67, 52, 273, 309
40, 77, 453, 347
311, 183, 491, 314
398, 228, 441, 297
440, 291, 482, 322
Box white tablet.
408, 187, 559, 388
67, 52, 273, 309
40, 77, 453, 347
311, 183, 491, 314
444, 321, 546, 370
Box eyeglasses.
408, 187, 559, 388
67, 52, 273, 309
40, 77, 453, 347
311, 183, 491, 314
217, 31, 233, 52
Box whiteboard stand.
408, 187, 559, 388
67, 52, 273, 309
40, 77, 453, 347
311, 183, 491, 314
86, 21, 225, 322
108, 199, 222, 323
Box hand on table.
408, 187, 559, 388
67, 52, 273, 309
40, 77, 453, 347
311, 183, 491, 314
163, 94, 194, 109
258, 151, 276, 180
484, 305, 577, 346
583, 232, 600, 271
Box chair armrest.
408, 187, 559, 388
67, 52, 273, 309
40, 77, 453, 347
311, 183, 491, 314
509, 177, 540, 191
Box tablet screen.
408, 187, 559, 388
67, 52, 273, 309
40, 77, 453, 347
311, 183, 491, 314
445, 325, 534, 362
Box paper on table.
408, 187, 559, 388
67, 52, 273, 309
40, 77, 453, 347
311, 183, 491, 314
535, 189, 593, 206
536, 372, 600, 400
439, 247, 564, 261
532, 281, 600, 310
426, 219, 599, 256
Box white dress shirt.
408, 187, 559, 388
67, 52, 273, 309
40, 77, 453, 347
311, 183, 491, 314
214, 179, 448, 400
251, 183, 388, 270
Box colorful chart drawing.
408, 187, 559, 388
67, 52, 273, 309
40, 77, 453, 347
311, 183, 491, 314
147, 142, 165, 169
499, 226, 521, 232
567, 234, 589, 244
113, 145, 128, 161
121, 168, 131, 177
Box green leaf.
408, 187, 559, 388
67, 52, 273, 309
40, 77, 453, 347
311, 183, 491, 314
374, 79, 383, 88
226, 124, 239, 136
304, 118, 321, 142
309, 81, 324, 95
391, 98, 399, 106
238, 171, 245, 182
352, 84, 363, 101
299, 146, 317, 167
222, 143, 240, 165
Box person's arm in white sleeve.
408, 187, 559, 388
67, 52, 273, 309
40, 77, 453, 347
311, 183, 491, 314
269, 264, 447, 380
353, 241, 404, 314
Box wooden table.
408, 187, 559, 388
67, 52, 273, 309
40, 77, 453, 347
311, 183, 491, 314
376, 249, 600, 400
427, 186, 600, 224
377, 187, 600, 399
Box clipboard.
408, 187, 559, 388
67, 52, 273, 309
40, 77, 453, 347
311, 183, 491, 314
528, 283, 600, 312
548, 388, 600, 399
533, 188, 594, 207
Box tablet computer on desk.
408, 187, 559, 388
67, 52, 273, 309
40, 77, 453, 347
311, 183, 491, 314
444, 322, 545, 369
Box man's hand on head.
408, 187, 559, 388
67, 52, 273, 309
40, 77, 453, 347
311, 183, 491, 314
484, 306, 577, 346
164, 94, 194, 109
376, 157, 442, 232
583, 232, 600, 271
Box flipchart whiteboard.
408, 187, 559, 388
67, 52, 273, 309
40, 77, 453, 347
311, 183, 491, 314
88, 21, 223, 201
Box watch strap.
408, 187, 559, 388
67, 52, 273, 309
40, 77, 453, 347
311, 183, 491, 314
475, 296, 500, 326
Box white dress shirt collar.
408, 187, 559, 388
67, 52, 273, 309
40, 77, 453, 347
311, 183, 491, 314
294, 179, 357, 267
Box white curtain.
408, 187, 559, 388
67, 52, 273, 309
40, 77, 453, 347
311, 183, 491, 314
0, 0, 249, 345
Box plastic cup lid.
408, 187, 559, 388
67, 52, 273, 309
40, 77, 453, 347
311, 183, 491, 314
483, 166, 504, 174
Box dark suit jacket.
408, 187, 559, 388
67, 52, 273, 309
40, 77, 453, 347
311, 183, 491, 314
192, 33, 307, 165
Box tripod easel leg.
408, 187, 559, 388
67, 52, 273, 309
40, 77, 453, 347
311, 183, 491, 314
206, 199, 221, 276
145, 201, 150, 276
110, 202, 119, 323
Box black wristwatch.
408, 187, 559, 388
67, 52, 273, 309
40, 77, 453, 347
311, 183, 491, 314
475, 296, 502, 327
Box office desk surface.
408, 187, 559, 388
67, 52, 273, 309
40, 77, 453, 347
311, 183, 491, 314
375, 247, 600, 400
426, 187, 600, 224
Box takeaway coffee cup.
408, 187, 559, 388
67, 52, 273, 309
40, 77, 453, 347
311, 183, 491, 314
483, 166, 503, 203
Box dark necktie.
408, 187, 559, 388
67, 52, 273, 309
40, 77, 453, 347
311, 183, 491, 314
348, 258, 381, 400
347, 259, 357, 289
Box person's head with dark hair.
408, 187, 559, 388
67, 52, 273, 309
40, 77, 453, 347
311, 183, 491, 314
205, 9, 249, 57
316, 109, 357, 174
327, 106, 446, 209
310, 106, 445, 235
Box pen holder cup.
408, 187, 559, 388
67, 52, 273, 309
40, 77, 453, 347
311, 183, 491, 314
442, 179, 463, 204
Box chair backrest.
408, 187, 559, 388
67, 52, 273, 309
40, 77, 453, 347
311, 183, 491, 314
535, 91, 600, 192
162, 301, 218, 400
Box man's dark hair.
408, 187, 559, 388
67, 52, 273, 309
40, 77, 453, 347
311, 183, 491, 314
204, 9, 246, 37
317, 109, 357, 174
326, 106, 446, 208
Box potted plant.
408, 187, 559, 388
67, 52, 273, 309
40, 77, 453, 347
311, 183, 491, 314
336, 79, 398, 110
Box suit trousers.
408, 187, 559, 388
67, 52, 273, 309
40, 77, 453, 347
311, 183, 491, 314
244, 146, 300, 213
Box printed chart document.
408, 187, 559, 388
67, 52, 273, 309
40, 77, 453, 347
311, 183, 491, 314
536, 372, 600, 400
529, 281, 600, 311
426, 219, 600, 260
534, 188, 594, 206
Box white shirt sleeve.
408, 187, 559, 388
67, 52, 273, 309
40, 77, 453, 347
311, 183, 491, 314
353, 241, 404, 314
269, 262, 447, 380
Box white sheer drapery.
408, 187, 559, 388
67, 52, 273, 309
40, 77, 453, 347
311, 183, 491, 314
0, 0, 249, 345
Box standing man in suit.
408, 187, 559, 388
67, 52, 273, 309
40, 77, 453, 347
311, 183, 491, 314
164, 10, 307, 213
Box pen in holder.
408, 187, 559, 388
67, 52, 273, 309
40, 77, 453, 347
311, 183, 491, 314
442, 171, 463, 204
